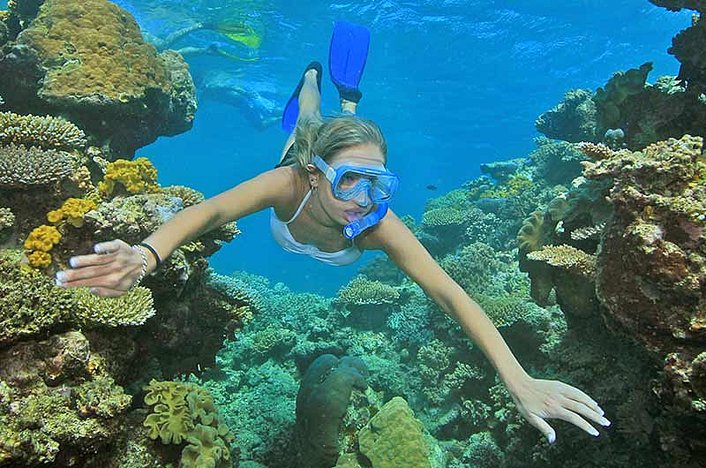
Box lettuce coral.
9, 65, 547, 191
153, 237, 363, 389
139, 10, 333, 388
143, 380, 234, 467
0, 144, 72, 188
0, 111, 86, 150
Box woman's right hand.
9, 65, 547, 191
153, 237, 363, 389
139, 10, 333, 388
54, 239, 147, 297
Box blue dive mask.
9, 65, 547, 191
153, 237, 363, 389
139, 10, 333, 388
312, 155, 399, 206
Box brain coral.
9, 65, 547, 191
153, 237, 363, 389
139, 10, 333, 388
0, 144, 72, 188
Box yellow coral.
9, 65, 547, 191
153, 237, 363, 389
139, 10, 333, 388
27, 251, 52, 268
47, 198, 97, 227
98, 157, 159, 197
24, 225, 61, 252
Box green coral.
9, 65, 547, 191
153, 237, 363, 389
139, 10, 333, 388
70, 285, 156, 327
143, 380, 234, 468
335, 275, 400, 307
358, 397, 431, 468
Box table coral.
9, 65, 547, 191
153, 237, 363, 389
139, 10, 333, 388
0, 143, 72, 188
335, 276, 400, 307
0, 111, 86, 150
527, 244, 597, 278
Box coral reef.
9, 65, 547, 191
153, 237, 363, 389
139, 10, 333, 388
0, 0, 196, 156
535, 89, 598, 142
0, 330, 132, 466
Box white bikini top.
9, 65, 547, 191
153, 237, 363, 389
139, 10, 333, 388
270, 189, 363, 266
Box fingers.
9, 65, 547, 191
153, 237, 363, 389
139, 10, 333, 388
89, 286, 128, 297
562, 384, 605, 416
553, 407, 601, 438
93, 239, 128, 255
561, 397, 611, 428
527, 413, 556, 444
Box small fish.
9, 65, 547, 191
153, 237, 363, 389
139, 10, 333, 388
426, 184, 437, 191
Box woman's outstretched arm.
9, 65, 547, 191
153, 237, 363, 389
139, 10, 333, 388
55, 167, 293, 296
362, 209, 611, 444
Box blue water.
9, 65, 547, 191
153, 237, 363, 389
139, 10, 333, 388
8, 0, 691, 294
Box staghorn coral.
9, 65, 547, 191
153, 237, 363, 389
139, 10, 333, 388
527, 244, 597, 279
0, 111, 86, 150
535, 88, 598, 142
47, 197, 97, 228
98, 157, 160, 197
0, 144, 72, 188
69, 286, 155, 327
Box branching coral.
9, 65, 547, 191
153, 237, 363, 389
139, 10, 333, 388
0, 111, 86, 150
98, 157, 160, 197
0, 144, 72, 188
577, 141, 615, 160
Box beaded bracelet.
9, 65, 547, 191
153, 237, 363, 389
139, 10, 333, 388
138, 242, 162, 268
131, 245, 148, 288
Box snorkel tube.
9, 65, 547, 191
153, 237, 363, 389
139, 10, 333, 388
343, 202, 388, 239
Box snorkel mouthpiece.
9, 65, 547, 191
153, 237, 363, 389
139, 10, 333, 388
343, 203, 388, 239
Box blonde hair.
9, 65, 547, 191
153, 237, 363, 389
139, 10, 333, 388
291, 115, 387, 169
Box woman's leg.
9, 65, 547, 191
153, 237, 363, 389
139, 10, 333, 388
340, 98, 357, 115
279, 68, 322, 161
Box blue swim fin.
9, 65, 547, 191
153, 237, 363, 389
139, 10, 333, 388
281, 61, 323, 133
328, 20, 370, 104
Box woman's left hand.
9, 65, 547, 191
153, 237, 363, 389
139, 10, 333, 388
510, 377, 611, 444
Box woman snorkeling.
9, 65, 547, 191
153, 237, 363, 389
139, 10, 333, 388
54, 21, 611, 445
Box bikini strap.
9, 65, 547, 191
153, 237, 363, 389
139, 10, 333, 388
284, 189, 312, 224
